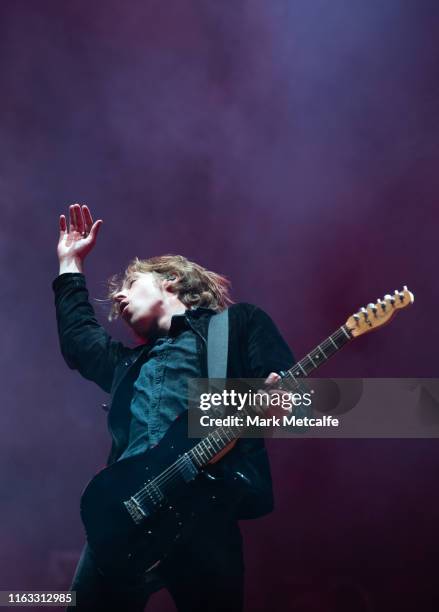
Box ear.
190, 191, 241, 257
162, 275, 179, 293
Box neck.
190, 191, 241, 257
158, 298, 187, 334
139, 298, 186, 343
134, 292, 188, 344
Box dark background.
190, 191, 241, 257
1, 1, 438, 610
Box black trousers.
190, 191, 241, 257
67, 516, 244, 612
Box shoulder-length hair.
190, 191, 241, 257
107, 254, 232, 320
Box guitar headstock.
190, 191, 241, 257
345, 286, 414, 338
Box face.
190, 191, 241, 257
114, 272, 166, 337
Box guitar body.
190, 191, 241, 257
80, 413, 210, 581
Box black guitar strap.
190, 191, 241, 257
207, 308, 229, 380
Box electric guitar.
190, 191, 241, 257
80, 287, 414, 580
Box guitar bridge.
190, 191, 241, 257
124, 497, 147, 525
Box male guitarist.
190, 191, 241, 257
54, 203, 294, 611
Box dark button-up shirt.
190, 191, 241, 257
118, 314, 201, 460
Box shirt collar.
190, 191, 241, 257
168, 307, 215, 336
185, 306, 216, 318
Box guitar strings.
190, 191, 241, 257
132, 327, 350, 506
134, 426, 237, 506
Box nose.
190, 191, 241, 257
114, 289, 127, 303
113, 290, 128, 312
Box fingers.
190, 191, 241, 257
66, 203, 101, 242
68, 205, 75, 233
69, 203, 85, 235
59, 214, 67, 234
82, 205, 93, 234
264, 372, 281, 387
88, 219, 103, 243
69, 204, 81, 233
76, 204, 85, 234
259, 372, 287, 416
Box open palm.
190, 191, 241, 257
58, 204, 103, 262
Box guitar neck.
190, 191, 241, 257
280, 324, 352, 381
187, 324, 353, 469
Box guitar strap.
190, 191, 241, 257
206, 309, 273, 520
207, 308, 229, 380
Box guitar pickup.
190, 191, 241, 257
180, 454, 198, 483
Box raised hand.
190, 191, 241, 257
57, 204, 103, 273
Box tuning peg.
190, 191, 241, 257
378, 299, 386, 311
353, 313, 360, 324
367, 303, 378, 315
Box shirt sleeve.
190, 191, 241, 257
52, 273, 130, 393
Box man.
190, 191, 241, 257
54, 203, 294, 611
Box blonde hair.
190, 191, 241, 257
107, 255, 232, 320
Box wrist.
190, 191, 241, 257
58, 257, 84, 274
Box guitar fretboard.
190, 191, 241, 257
280, 324, 351, 381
